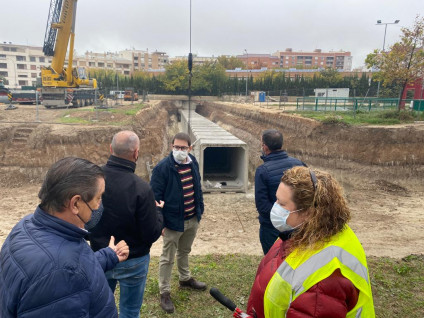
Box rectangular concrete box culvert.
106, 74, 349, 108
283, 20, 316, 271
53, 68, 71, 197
179, 110, 248, 193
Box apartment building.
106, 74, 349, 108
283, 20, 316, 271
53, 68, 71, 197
121, 49, 169, 71
225, 68, 358, 80
64, 49, 169, 74
273, 48, 352, 71
0, 43, 171, 88
170, 54, 217, 66
72, 51, 132, 75
0, 42, 51, 88
236, 54, 280, 70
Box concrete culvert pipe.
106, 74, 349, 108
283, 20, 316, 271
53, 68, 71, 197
180, 110, 248, 193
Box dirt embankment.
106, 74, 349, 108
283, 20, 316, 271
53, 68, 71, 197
0, 102, 169, 186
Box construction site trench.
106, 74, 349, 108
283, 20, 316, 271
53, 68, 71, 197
0, 100, 423, 258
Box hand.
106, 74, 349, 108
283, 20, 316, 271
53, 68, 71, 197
233, 308, 253, 318
162, 227, 166, 236
108, 236, 129, 262
156, 200, 165, 208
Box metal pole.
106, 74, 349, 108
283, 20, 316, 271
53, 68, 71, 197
383, 24, 388, 51
376, 20, 399, 99
35, 90, 40, 122
244, 49, 248, 101
376, 25, 387, 99
187, 0, 192, 132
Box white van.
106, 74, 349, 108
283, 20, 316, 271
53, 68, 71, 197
109, 90, 125, 99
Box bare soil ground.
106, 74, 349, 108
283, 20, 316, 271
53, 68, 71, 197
0, 102, 423, 258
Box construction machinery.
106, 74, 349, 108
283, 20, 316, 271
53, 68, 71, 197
124, 88, 139, 101
10, 89, 40, 104
0, 80, 9, 104
41, 0, 100, 108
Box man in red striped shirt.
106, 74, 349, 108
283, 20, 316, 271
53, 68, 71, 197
150, 132, 206, 314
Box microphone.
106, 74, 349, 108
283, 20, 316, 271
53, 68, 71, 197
209, 287, 236, 312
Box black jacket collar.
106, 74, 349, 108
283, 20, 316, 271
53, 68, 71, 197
106, 155, 136, 172
260, 150, 288, 162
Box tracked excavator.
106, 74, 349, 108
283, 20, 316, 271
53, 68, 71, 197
41, 0, 101, 108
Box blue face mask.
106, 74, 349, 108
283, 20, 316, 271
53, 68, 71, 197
270, 202, 302, 232
84, 202, 104, 231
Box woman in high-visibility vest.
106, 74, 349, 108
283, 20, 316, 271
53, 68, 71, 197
245, 166, 375, 318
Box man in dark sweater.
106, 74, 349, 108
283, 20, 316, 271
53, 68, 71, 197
89, 130, 163, 318
150, 132, 206, 314
255, 129, 306, 254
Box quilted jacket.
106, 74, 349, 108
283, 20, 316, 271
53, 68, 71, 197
0, 206, 119, 318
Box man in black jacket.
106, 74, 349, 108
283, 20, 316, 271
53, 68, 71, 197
255, 129, 306, 254
89, 130, 163, 318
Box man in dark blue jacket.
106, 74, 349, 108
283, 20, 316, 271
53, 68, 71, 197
0, 157, 129, 318
255, 129, 306, 254
89, 130, 163, 318
150, 132, 206, 314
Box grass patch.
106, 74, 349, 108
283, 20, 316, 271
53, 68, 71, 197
110, 254, 424, 317
59, 103, 145, 124
59, 116, 92, 124
287, 109, 423, 125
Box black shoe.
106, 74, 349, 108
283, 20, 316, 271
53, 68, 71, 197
160, 292, 175, 313
179, 277, 207, 291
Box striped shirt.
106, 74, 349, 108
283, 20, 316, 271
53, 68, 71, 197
176, 163, 196, 220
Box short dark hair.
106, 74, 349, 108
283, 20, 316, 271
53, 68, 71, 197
172, 132, 191, 147
262, 129, 283, 151
38, 157, 104, 214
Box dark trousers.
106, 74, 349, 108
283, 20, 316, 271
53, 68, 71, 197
259, 223, 280, 255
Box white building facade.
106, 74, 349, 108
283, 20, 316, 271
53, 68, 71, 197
0, 42, 50, 88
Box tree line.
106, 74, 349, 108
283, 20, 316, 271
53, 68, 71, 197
87, 61, 380, 98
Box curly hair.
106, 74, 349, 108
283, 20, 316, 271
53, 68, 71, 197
281, 166, 350, 251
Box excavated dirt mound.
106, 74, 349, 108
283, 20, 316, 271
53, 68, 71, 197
0, 101, 423, 258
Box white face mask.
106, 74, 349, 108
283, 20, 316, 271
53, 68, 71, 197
173, 149, 188, 163
270, 202, 302, 232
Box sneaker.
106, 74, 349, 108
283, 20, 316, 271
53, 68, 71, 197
160, 292, 175, 313
179, 277, 207, 291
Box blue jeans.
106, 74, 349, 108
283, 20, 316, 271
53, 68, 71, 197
105, 254, 150, 318
259, 224, 280, 255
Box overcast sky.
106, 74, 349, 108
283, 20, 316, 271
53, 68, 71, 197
1, 0, 422, 68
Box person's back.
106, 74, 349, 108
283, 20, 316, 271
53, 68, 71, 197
257, 150, 305, 220
90, 156, 161, 256
89, 130, 163, 318
255, 129, 306, 254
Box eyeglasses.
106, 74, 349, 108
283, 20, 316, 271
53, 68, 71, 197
173, 145, 189, 151
309, 169, 317, 192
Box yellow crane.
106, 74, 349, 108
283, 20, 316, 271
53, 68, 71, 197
41, 0, 101, 108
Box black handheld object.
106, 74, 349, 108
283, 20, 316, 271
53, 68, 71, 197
210, 287, 236, 312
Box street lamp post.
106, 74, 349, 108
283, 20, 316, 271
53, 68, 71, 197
244, 49, 248, 100
376, 19, 400, 98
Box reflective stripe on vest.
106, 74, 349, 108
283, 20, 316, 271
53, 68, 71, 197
277, 245, 369, 297
263, 226, 375, 318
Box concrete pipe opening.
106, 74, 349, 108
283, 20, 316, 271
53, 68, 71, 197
202, 146, 247, 192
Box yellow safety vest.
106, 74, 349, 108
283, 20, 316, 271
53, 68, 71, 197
263, 225, 375, 317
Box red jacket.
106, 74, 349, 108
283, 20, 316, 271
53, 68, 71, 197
247, 237, 359, 318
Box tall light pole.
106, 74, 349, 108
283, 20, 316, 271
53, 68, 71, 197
244, 49, 248, 100
376, 19, 400, 98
